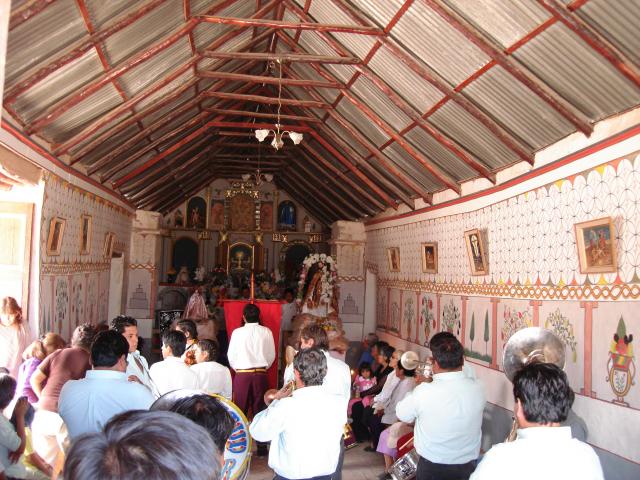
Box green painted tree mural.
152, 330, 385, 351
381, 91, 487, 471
484, 311, 490, 355
469, 313, 475, 352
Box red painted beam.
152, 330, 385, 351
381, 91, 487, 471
197, 15, 385, 35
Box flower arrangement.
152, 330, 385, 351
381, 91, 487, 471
296, 253, 337, 308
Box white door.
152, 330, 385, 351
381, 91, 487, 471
107, 254, 124, 320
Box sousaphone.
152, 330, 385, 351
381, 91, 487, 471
502, 327, 566, 440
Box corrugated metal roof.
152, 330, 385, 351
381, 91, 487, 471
85, 0, 139, 30
78, 123, 142, 168
350, 75, 412, 131
335, 97, 389, 148
391, 1, 491, 85
446, 0, 550, 49
462, 65, 575, 150
384, 143, 442, 191
133, 70, 194, 112
514, 22, 640, 120
324, 117, 369, 157
348, 0, 405, 29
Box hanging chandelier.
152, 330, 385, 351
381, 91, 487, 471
242, 132, 273, 185
255, 59, 303, 150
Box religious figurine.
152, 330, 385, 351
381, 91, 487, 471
174, 209, 184, 228
176, 266, 190, 285
190, 207, 202, 229
303, 216, 312, 233
183, 287, 208, 321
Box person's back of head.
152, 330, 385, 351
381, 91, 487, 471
41, 332, 66, 356
293, 347, 327, 387
176, 319, 198, 340
0, 374, 17, 410
165, 394, 234, 456
71, 323, 97, 350
513, 362, 573, 425
91, 330, 129, 370
109, 315, 137, 334
242, 303, 260, 324
162, 330, 187, 358
23, 339, 47, 361
196, 339, 218, 362
64, 410, 220, 480
429, 333, 463, 370
300, 324, 329, 351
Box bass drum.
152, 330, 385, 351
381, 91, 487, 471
151, 390, 252, 480
389, 449, 419, 480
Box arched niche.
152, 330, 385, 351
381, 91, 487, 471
172, 237, 199, 275
279, 241, 313, 285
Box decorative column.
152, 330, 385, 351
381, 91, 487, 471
329, 221, 366, 342
580, 301, 598, 398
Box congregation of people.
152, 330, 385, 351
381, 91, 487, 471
1, 294, 606, 480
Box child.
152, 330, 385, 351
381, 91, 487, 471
15, 342, 46, 404
348, 362, 376, 416
191, 339, 232, 399
0, 374, 31, 480
10, 405, 52, 479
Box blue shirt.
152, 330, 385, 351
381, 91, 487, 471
396, 370, 486, 464
58, 369, 154, 438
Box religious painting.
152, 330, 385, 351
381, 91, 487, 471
278, 200, 296, 231
229, 194, 257, 231
228, 242, 254, 272
421, 242, 437, 273
387, 247, 400, 272
187, 196, 206, 229
464, 229, 488, 275
80, 214, 92, 255
174, 208, 184, 228
575, 217, 618, 274
103, 232, 116, 258
260, 202, 273, 231
46, 217, 66, 256
210, 201, 224, 230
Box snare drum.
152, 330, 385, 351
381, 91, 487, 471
389, 449, 419, 480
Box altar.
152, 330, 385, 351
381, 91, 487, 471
223, 299, 283, 390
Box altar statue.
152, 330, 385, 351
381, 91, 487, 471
298, 253, 338, 317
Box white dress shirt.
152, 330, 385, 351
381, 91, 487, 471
58, 369, 155, 438
372, 371, 400, 410
396, 370, 486, 464
250, 385, 346, 479
191, 361, 232, 399
149, 356, 198, 396
283, 350, 351, 408
381, 376, 415, 425
470, 426, 604, 480
126, 350, 158, 397
227, 322, 275, 370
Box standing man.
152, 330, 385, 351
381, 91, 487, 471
30, 323, 96, 464
227, 303, 275, 416
149, 330, 198, 396
396, 333, 486, 480
110, 315, 157, 396
470, 363, 603, 480
58, 331, 154, 439
250, 348, 346, 480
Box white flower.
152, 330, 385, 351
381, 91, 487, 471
320, 253, 327, 260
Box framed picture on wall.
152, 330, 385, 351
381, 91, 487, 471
575, 217, 618, 273
464, 229, 488, 275
103, 232, 116, 259
421, 242, 438, 273
46, 217, 65, 256
80, 214, 92, 255
387, 247, 400, 272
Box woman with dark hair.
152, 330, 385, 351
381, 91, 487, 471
0, 297, 31, 378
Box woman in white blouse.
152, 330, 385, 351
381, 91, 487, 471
0, 297, 31, 379
191, 339, 232, 399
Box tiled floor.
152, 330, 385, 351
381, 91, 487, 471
246, 443, 387, 480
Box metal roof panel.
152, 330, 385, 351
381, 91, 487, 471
85, 0, 138, 30
348, 0, 405, 29
350, 76, 413, 131
384, 143, 442, 191
335, 97, 389, 148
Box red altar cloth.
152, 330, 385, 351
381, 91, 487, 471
223, 300, 282, 390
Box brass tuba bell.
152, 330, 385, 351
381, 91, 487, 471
400, 351, 433, 378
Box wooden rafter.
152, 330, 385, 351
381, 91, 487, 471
198, 70, 342, 89
274, 177, 335, 225
207, 108, 321, 123
204, 91, 331, 108
202, 51, 361, 64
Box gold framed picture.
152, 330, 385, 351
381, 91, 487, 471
46, 217, 66, 256
387, 247, 400, 272
575, 217, 618, 274
464, 229, 488, 275
421, 242, 438, 273
80, 214, 92, 255
103, 232, 116, 259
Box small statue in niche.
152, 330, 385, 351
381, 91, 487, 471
190, 207, 202, 229
174, 209, 184, 228
303, 216, 312, 233
176, 266, 190, 285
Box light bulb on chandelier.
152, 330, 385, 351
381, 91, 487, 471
254, 59, 303, 150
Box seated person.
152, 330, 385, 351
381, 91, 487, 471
470, 363, 604, 480
64, 410, 220, 479
190, 339, 232, 399
110, 315, 156, 395
0, 375, 29, 480
250, 348, 346, 480
175, 320, 198, 366
10, 404, 53, 479
348, 362, 376, 416
58, 330, 154, 439
161, 393, 234, 463
149, 330, 198, 396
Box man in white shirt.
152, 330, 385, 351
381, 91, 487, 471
250, 348, 346, 480
149, 330, 198, 396
110, 315, 158, 397
396, 333, 486, 480
227, 304, 275, 419
58, 330, 154, 439
191, 339, 232, 399
470, 362, 603, 480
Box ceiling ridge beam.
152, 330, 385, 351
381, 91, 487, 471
202, 51, 361, 64
204, 91, 331, 108
198, 70, 342, 88
196, 15, 385, 35
206, 108, 321, 123
421, 0, 592, 136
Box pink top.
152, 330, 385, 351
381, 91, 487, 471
353, 375, 376, 393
